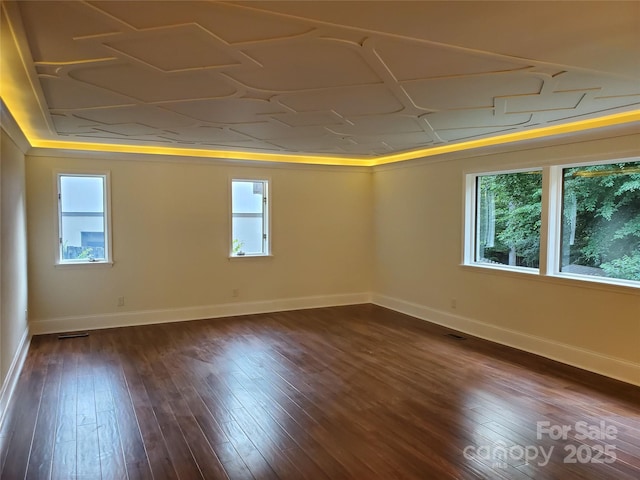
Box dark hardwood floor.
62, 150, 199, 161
1, 304, 638, 479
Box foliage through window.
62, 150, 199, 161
467, 159, 640, 287
57, 173, 111, 264
476, 171, 542, 268
561, 161, 640, 281
231, 179, 269, 256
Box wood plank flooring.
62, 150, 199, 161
1, 304, 638, 479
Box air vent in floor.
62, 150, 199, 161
445, 333, 466, 340
58, 332, 89, 340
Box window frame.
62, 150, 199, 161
463, 166, 543, 274
54, 170, 113, 266
463, 158, 640, 290
229, 177, 271, 258
548, 158, 640, 288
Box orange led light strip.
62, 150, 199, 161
4, 74, 639, 169
27, 110, 639, 167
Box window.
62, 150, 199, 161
57, 172, 111, 264
475, 171, 542, 268
560, 161, 640, 282
231, 179, 269, 256
465, 159, 640, 288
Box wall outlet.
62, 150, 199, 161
232, 289, 239, 298
117, 296, 125, 307
451, 298, 457, 309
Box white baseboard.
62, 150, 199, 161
372, 293, 640, 387
0, 327, 31, 430
29, 292, 372, 335
28, 292, 639, 387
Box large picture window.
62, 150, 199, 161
57, 172, 112, 264
465, 159, 639, 288
231, 179, 269, 257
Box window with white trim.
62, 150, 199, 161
231, 179, 269, 257
465, 159, 640, 287
559, 161, 640, 282
56, 172, 112, 264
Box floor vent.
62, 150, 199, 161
445, 333, 466, 340
58, 332, 89, 340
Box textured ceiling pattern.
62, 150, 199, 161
7, 1, 640, 157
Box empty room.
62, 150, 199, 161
1, 1, 639, 479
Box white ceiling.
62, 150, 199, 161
3, 1, 640, 160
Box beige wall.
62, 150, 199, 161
20, 132, 640, 385
1, 127, 29, 396
373, 134, 640, 383
26, 155, 372, 331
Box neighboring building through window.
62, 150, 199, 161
57, 173, 111, 264
231, 179, 269, 256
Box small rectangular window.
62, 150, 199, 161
560, 161, 640, 282
57, 173, 111, 264
231, 179, 269, 257
473, 170, 542, 269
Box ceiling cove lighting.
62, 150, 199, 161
21, 110, 639, 167
2, 1, 638, 166
2, 57, 638, 167
372, 110, 640, 166
29, 139, 370, 167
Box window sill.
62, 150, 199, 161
550, 271, 640, 292
228, 254, 274, 260
463, 262, 540, 276
461, 263, 640, 295
55, 261, 114, 269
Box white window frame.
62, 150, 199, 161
229, 178, 271, 258
547, 158, 640, 289
463, 158, 640, 290
463, 167, 543, 274
55, 170, 113, 266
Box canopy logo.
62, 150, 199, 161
462, 421, 618, 469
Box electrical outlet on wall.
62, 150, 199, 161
232, 289, 239, 298
451, 298, 457, 309
117, 296, 125, 307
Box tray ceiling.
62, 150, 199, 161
2, 0, 639, 163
